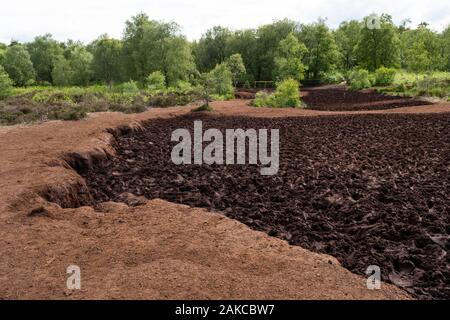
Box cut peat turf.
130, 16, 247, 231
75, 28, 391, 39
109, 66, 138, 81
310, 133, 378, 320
80, 113, 450, 300
301, 85, 431, 111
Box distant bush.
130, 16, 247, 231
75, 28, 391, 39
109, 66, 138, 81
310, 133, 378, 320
320, 71, 345, 84
118, 80, 140, 94
0, 66, 13, 99
252, 78, 301, 108
146, 71, 166, 91
252, 91, 272, 107
374, 67, 396, 86
171, 80, 193, 93
416, 77, 450, 98
348, 68, 372, 90
272, 78, 301, 107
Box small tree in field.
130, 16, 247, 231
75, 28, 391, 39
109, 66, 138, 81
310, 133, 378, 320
225, 53, 246, 88
193, 63, 233, 112
207, 63, 234, 98
195, 72, 214, 110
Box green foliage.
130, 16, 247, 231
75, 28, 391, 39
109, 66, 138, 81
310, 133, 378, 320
374, 67, 396, 86
348, 68, 372, 90
207, 63, 234, 98
0, 47, 5, 66
274, 33, 307, 82
334, 20, 363, 70
52, 56, 73, 86
272, 78, 301, 107
146, 71, 166, 91
26, 34, 64, 83
3, 45, 36, 86
252, 91, 272, 107
193, 26, 232, 72
68, 46, 93, 86
256, 19, 299, 81
225, 53, 246, 87
299, 19, 340, 79
416, 76, 450, 98
321, 71, 345, 84
172, 80, 192, 93
0, 66, 13, 99
123, 13, 196, 85
252, 78, 301, 108
442, 26, 450, 71
225, 30, 258, 82
118, 80, 140, 94
90, 35, 124, 86
356, 14, 400, 71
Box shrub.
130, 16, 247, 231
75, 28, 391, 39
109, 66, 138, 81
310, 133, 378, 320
170, 80, 193, 94
252, 78, 301, 108
146, 71, 166, 91
252, 91, 272, 107
320, 71, 345, 84
348, 68, 372, 90
0, 66, 13, 99
117, 80, 140, 94
374, 67, 396, 86
271, 78, 301, 107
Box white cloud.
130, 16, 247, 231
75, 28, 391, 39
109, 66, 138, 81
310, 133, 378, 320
0, 0, 449, 44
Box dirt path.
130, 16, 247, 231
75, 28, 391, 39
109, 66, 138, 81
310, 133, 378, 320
1, 99, 448, 299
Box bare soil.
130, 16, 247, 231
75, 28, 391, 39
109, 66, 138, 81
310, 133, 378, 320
301, 85, 432, 111
79, 113, 450, 300
1, 87, 448, 299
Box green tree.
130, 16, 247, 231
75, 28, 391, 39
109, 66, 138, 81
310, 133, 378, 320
356, 14, 400, 71
3, 45, 36, 86
225, 30, 258, 81
0, 47, 6, 66
273, 33, 307, 82
255, 19, 298, 80
26, 34, 63, 83
0, 65, 13, 99
52, 55, 73, 86
160, 36, 196, 86
334, 20, 363, 70
123, 13, 195, 85
90, 35, 124, 87
441, 25, 450, 71
193, 26, 231, 72
299, 19, 340, 79
68, 46, 93, 86
208, 63, 234, 97
225, 53, 246, 87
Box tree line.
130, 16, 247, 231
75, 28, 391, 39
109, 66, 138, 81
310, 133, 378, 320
0, 13, 449, 88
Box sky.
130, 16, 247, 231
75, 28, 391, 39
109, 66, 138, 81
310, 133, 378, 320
1, 0, 449, 44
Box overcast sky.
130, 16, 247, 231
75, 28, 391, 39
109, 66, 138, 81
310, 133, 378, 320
1, 0, 449, 44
